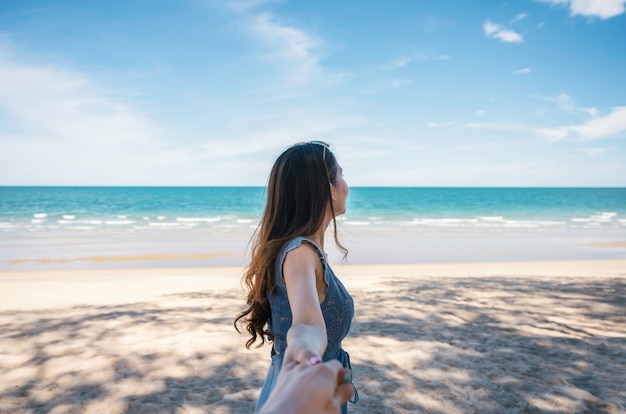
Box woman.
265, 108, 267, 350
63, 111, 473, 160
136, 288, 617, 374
235, 141, 357, 414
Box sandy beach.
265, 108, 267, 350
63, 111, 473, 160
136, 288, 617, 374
1, 260, 625, 413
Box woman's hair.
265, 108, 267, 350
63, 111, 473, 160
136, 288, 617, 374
234, 141, 347, 349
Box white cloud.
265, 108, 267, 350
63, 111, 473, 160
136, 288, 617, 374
511, 13, 529, 23
582, 147, 607, 156
537, 106, 626, 141
483, 21, 501, 35
0, 46, 184, 184
536, 0, 626, 19
251, 13, 317, 60
0, 44, 374, 185
415, 15, 455, 34
514, 67, 532, 74
483, 20, 524, 43
384, 56, 413, 71
248, 13, 322, 83
226, 0, 285, 12
580, 107, 599, 117
382, 52, 451, 71
464, 122, 530, 131
531, 91, 579, 114
494, 29, 524, 43
362, 78, 413, 95
0, 53, 161, 149
474, 109, 487, 116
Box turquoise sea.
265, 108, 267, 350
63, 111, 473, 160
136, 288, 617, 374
1, 187, 625, 269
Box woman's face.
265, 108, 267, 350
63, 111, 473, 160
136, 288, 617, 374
331, 165, 348, 216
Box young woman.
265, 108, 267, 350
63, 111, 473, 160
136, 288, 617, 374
235, 141, 357, 414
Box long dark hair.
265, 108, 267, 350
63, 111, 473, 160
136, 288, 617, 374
234, 141, 347, 349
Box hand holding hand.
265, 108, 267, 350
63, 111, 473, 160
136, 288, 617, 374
283, 340, 323, 367
259, 359, 354, 414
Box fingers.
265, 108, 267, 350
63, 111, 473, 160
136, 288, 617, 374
335, 366, 354, 405
338, 367, 352, 384
311, 360, 354, 406
337, 382, 355, 405
274, 357, 354, 411
284, 347, 323, 367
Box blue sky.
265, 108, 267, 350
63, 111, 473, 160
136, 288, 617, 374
0, 0, 625, 186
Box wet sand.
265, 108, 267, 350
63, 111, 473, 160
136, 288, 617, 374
1, 261, 625, 413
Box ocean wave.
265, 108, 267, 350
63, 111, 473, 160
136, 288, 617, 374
105, 220, 136, 225
148, 222, 197, 227
176, 217, 222, 223
33, 213, 47, 219
477, 216, 504, 221
67, 226, 98, 231
345, 221, 372, 226
62, 215, 76, 220
214, 224, 240, 228
412, 218, 479, 226
571, 212, 617, 224
406, 217, 567, 228
31, 219, 46, 224
58, 219, 102, 225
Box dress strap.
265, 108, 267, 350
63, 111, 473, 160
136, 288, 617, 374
299, 237, 328, 265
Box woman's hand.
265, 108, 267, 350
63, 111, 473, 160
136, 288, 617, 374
283, 323, 326, 366
259, 359, 354, 414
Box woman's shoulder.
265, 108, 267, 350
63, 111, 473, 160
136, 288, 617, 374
282, 237, 325, 259
283, 236, 309, 250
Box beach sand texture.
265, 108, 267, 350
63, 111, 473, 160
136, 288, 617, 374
1, 261, 625, 413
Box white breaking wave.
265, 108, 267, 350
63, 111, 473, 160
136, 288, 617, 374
345, 221, 372, 226
33, 213, 47, 219
571, 212, 617, 224
477, 216, 504, 222
58, 220, 102, 225
105, 220, 135, 225
412, 218, 479, 226
62, 215, 76, 220
148, 222, 197, 227
176, 217, 222, 223
407, 217, 566, 228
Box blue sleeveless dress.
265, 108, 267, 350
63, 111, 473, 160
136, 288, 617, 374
254, 237, 357, 414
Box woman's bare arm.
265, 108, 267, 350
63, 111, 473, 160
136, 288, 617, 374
282, 243, 328, 365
